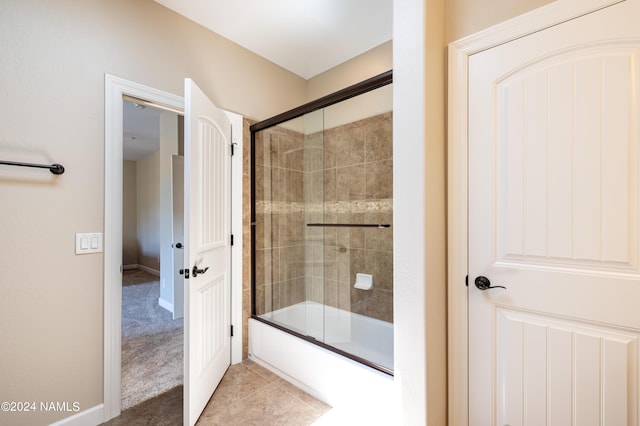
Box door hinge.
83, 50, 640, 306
230, 142, 237, 156
230, 325, 234, 337
465, 275, 468, 287
230, 234, 234, 246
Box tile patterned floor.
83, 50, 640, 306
102, 359, 330, 425
197, 360, 330, 425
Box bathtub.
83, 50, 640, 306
249, 301, 395, 420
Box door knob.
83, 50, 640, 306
474, 276, 506, 290
192, 265, 209, 278
173, 242, 183, 249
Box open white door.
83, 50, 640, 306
469, 0, 640, 423
183, 79, 232, 426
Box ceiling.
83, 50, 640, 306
153, 0, 393, 79
125, 1, 393, 161
123, 100, 162, 161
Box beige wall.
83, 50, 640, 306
446, 0, 554, 42
123, 161, 138, 266
0, 1, 305, 424
306, 41, 393, 101
422, 0, 447, 423
136, 151, 161, 272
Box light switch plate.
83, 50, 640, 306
76, 232, 103, 254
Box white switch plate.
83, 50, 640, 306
76, 232, 103, 254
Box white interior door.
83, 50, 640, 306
469, 1, 640, 424
183, 78, 232, 426
172, 155, 185, 320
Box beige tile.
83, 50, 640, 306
266, 130, 280, 168
337, 280, 351, 311
291, 277, 306, 304
304, 140, 324, 172
200, 381, 307, 426
254, 248, 272, 285
271, 378, 331, 417
279, 246, 304, 281
330, 124, 365, 167
107, 363, 331, 426
242, 359, 280, 382
323, 132, 337, 169
364, 115, 393, 162
256, 214, 276, 250
274, 281, 290, 309
279, 133, 305, 171
321, 211, 337, 246
323, 167, 337, 202
242, 231, 252, 292
365, 211, 393, 252
322, 246, 337, 282
365, 250, 393, 292
263, 283, 273, 314
305, 170, 324, 204
365, 159, 392, 199
336, 213, 365, 248
345, 248, 365, 284
278, 213, 305, 246
207, 364, 271, 405
336, 164, 366, 201
270, 249, 281, 284
283, 169, 304, 202
324, 278, 338, 308
243, 118, 253, 174
255, 282, 273, 316
242, 288, 251, 358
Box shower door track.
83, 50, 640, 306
251, 315, 394, 376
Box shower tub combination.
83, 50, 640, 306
250, 71, 395, 411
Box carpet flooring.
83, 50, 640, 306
122, 269, 183, 410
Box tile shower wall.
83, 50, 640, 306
253, 111, 393, 328
309, 112, 393, 323
254, 125, 307, 318
242, 118, 253, 359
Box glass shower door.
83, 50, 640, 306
253, 111, 326, 342
251, 71, 394, 374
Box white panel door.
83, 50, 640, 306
184, 79, 231, 426
469, 1, 640, 424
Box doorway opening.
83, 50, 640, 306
104, 75, 244, 422
121, 98, 184, 409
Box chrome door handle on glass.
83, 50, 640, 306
474, 276, 506, 290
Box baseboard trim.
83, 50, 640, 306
48, 404, 103, 426
122, 264, 137, 270
158, 297, 174, 313
134, 264, 160, 276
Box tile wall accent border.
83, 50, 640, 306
256, 199, 393, 214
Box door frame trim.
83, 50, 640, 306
103, 74, 243, 421
447, 0, 621, 423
